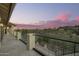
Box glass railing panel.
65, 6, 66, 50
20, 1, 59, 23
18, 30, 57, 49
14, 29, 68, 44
35, 34, 79, 56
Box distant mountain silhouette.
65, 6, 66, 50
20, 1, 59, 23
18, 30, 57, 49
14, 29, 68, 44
15, 19, 79, 29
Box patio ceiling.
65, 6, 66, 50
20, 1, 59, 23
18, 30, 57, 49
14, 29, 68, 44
0, 3, 16, 25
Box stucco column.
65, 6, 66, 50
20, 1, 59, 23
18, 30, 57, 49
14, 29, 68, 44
14, 31, 16, 37
17, 31, 22, 40
27, 33, 35, 50
7, 27, 9, 35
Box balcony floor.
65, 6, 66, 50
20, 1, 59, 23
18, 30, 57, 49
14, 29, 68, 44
0, 33, 40, 56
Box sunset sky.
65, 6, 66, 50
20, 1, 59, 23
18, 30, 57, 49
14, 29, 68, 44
10, 3, 79, 25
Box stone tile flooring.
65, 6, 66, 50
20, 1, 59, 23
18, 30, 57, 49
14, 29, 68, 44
0, 33, 40, 56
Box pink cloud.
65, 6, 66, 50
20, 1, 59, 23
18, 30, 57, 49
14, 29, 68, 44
14, 12, 79, 29
55, 12, 71, 22
75, 16, 79, 22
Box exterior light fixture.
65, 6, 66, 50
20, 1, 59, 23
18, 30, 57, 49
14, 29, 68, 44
7, 27, 9, 29
0, 23, 3, 27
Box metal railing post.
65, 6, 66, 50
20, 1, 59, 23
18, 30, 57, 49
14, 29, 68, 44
62, 47, 64, 55
74, 43, 76, 56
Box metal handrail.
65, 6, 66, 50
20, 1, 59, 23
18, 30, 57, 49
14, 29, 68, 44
36, 34, 79, 56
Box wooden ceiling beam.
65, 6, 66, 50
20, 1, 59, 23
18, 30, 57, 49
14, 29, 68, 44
0, 3, 16, 25
0, 4, 9, 10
